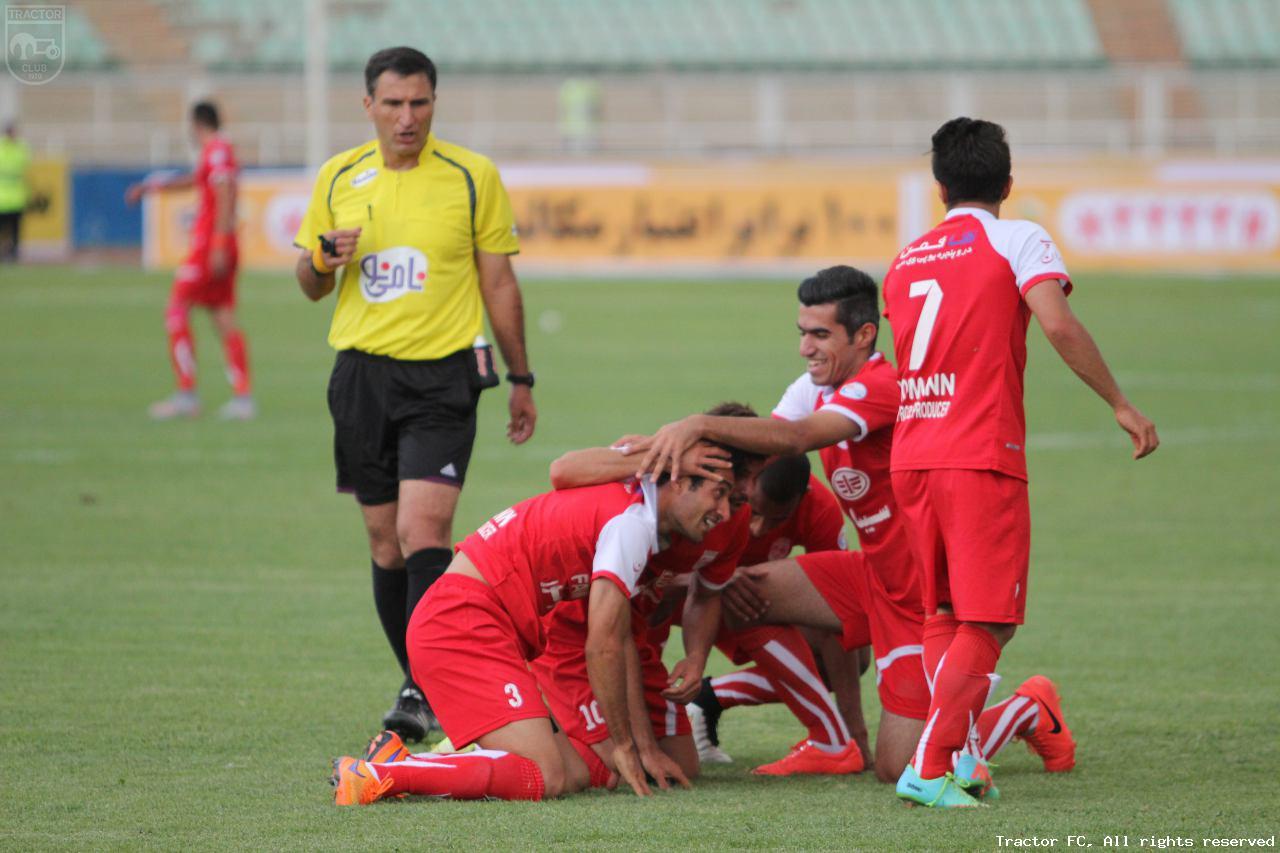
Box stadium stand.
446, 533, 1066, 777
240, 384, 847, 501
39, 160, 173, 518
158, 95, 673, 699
1169, 0, 1280, 67
152, 0, 1106, 72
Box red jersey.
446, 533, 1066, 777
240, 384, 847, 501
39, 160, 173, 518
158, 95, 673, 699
740, 475, 845, 567
457, 480, 660, 657
883, 207, 1071, 481
191, 135, 237, 242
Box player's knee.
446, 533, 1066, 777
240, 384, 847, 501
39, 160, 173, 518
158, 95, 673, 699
367, 531, 403, 569
397, 519, 451, 556
561, 754, 590, 795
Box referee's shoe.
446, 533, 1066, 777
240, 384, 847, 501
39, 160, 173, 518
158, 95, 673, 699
382, 681, 437, 743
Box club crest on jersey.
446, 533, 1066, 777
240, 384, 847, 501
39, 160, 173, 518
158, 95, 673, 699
830, 467, 871, 502
359, 247, 428, 303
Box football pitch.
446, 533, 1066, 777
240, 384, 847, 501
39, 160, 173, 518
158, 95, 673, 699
1, 265, 1277, 850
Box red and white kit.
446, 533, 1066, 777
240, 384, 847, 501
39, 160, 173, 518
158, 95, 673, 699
531, 505, 748, 745
883, 207, 1071, 624
176, 135, 239, 306
772, 354, 930, 719
407, 480, 660, 749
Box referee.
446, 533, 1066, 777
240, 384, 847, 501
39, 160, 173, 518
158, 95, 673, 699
294, 47, 536, 742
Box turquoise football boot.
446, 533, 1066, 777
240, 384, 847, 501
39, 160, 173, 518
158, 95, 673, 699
896, 764, 986, 808
953, 753, 1000, 801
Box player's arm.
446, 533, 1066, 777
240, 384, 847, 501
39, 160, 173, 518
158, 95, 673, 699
549, 443, 732, 490
639, 412, 855, 480
208, 175, 236, 278
476, 250, 536, 445
1024, 281, 1159, 459
585, 578, 650, 796
124, 172, 194, 204
664, 579, 721, 704
623, 633, 692, 790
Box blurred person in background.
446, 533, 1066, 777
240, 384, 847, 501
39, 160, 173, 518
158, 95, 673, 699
294, 47, 536, 743
0, 122, 30, 263
126, 101, 255, 421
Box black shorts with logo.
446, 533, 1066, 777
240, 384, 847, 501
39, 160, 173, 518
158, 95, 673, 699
327, 348, 481, 506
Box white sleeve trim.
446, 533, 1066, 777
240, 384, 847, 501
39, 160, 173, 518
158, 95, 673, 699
981, 218, 1070, 291
816, 402, 869, 441
772, 373, 823, 421
592, 502, 657, 597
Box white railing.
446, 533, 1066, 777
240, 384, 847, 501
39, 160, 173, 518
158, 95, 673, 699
10, 67, 1280, 165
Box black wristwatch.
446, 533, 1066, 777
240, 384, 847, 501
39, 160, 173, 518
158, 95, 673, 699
506, 371, 536, 388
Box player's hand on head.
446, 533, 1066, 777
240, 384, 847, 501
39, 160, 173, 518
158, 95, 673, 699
1115, 403, 1159, 459
507, 386, 537, 445
614, 746, 652, 797
680, 441, 731, 483
638, 416, 705, 481
639, 746, 692, 791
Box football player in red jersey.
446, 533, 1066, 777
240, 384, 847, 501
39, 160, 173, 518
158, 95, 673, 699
329, 459, 744, 805
636, 267, 931, 783
882, 118, 1158, 807
126, 101, 254, 420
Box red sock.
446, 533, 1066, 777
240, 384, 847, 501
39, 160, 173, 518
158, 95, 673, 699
711, 667, 777, 708
567, 737, 612, 788
164, 300, 196, 392
973, 692, 1040, 760
221, 329, 251, 395
371, 749, 544, 801
914, 624, 1001, 779
922, 612, 959, 695
736, 625, 850, 748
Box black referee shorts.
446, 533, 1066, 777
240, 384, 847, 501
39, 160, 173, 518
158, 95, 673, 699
326, 348, 481, 506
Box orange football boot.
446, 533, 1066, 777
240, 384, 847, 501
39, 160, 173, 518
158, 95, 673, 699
331, 757, 395, 806
752, 739, 865, 776
362, 730, 410, 764
1015, 675, 1076, 772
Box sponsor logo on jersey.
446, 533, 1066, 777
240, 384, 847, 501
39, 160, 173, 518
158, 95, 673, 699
899, 373, 956, 401
896, 233, 975, 267
359, 246, 428, 303
477, 507, 517, 540
830, 467, 871, 502
840, 382, 868, 401
852, 505, 891, 531
350, 167, 378, 188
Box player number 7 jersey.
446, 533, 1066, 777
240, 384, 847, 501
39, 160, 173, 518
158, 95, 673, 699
882, 206, 1071, 482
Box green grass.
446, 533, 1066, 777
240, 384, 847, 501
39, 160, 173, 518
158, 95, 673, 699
1, 266, 1277, 850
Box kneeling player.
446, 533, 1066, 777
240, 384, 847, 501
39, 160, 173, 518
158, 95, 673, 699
330, 469, 736, 804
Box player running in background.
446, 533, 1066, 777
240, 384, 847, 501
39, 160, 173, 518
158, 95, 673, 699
126, 101, 254, 421
636, 266, 932, 783
884, 117, 1158, 808
330, 466, 740, 804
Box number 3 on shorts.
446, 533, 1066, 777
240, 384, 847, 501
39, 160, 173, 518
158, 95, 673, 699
504, 683, 524, 708
908, 278, 944, 370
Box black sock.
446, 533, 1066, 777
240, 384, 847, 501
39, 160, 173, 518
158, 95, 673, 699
405, 546, 453, 624
694, 676, 722, 714
371, 560, 410, 677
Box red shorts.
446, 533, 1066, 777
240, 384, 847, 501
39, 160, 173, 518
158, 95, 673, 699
892, 469, 1030, 624
171, 239, 238, 308
531, 631, 690, 746
797, 550, 930, 720
407, 574, 549, 748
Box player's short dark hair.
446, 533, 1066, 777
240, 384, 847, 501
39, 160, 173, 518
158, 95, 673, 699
705, 401, 757, 419
703, 402, 767, 476
797, 265, 880, 344
930, 117, 1011, 205
365, 47, 437, 96
191, 101, 220, 130
757, 454, 810, 506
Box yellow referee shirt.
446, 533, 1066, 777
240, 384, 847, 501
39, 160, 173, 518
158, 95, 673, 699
294, 134, 519, 360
